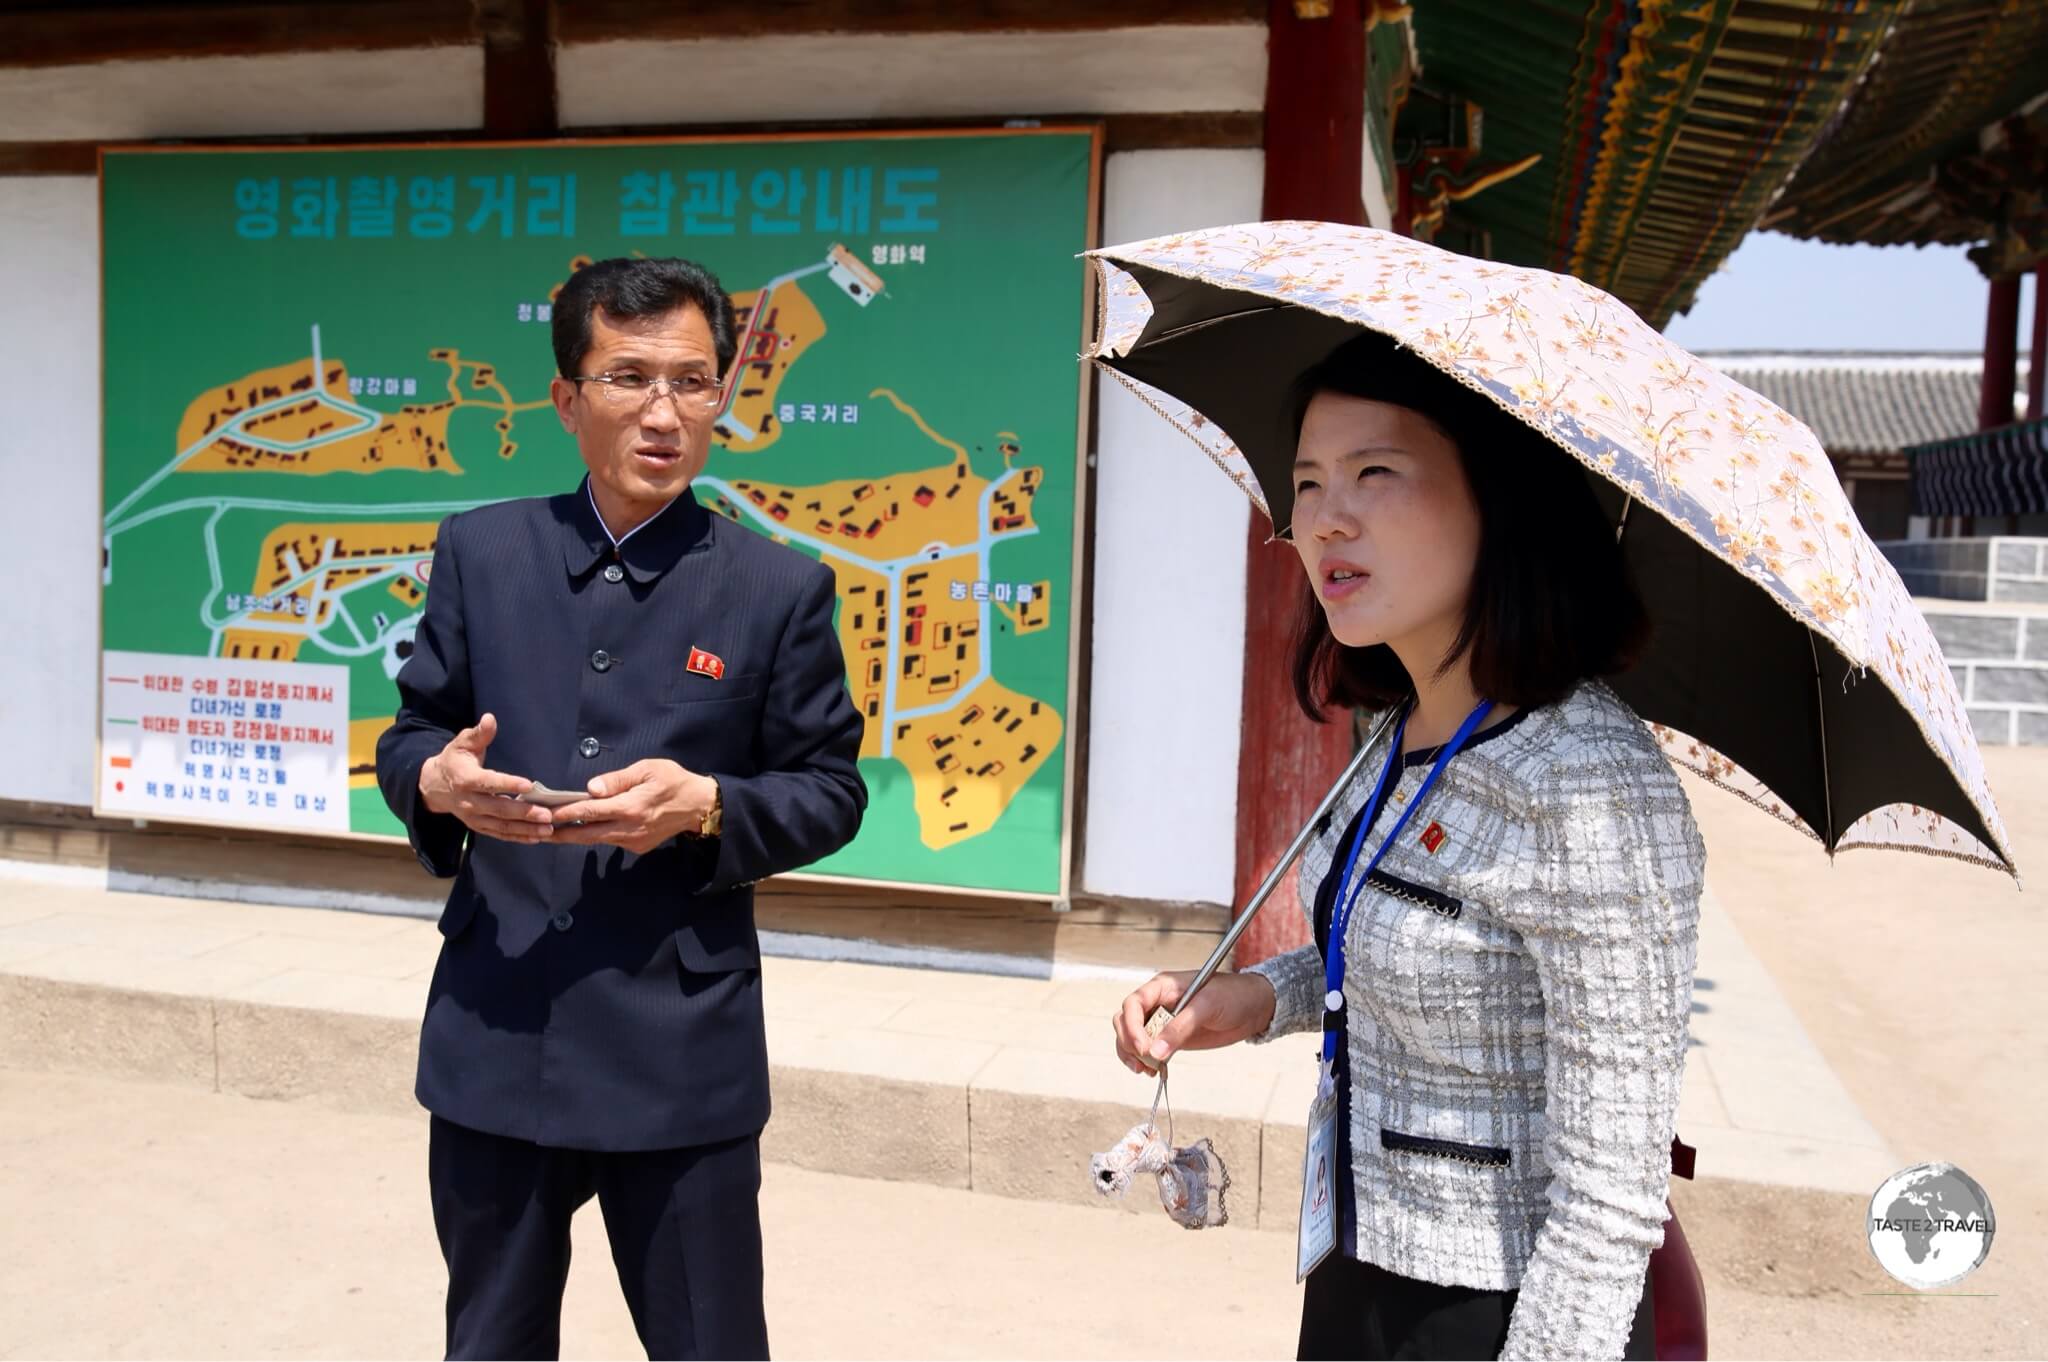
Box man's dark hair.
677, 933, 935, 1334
1289, 332, 1649, 720
551, 256, 739, 379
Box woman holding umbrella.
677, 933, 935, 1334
1098, 224, 2013, 1362
1114, 330, 1693, 1361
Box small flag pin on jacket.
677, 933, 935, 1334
686, 647, 726, 681
1420, 821, 1447, 854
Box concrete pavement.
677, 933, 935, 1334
0, 865, 1893, 1226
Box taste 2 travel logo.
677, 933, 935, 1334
1866, 1162, 1996, 1291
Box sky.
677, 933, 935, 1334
1662, 230, 2039, 354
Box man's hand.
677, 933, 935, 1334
418, 713, 552, 845
548, 760, 718, 855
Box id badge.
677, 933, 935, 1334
1296, 1062, 1340, 1282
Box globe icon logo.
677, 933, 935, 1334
1866, 1162, 1996, 1290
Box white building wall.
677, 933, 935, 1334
0, 177, 101, 806
556, 27, 1266, 126
1, 48, 484, 141
1081, 149, 1263, 905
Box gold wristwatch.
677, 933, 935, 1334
697, 779, 723, 838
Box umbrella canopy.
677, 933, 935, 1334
1087, 221, 2015, 876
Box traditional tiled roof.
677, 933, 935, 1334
1408, 3, 2048, 322
1909, 416, 2048, 517
1700, 351, 2013, 453
1411, 2, 1899, 329
1760, 2, 2048, 260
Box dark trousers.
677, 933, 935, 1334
1298, 1252, 1656, 1361
428, 1115, 769, 1361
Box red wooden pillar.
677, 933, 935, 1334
1231, 0, 1369, 967
2028, 264, 2046, 421
1980, 274, 2022, 431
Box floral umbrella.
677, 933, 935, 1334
1087, 221, 2015, 874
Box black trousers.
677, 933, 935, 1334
1298, 1252, 1657, 1361
428, 1115, 769, 1361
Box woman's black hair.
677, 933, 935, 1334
1289, 332, 1649, 720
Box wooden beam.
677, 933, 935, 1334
564, 111, 1260, 152
556, 0, 1263, 44
1102, 111, 1262, 152
0, 141, 99, 175
0, 2, 478, 69
480, 0, 557, 138
0, 112, 1260, 178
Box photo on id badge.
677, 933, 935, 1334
1297, 1078, 1339, 1281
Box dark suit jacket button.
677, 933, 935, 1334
550, 911, 574, 932
590, 649, 612, 672
578, 736, 601, 759
603, 563, 625, 583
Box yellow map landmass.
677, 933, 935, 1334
721, 389, 1042, 555
178, 348, 546, 477
891, 679, 1062, 850
995, 580, 1054, 635
177, 359, 464, 476
881, 554, 1062, 850
725, 458, 990, 559
349, 717, 392, 790
713, 282, 825, 455
706, 392, 1060, 850
219, 520, 439, 663
834, 563, 895, 730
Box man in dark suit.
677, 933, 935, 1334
376, 256, 866, 1361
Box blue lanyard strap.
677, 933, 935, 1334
1320, 698, 1494, 1063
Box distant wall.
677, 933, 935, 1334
0, 177, 100, 805
1879, 536, 2048, 602
1082, 150, 1262, 904
1922, 601, 2048, 746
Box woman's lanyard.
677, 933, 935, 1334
1320, 697, 1494, 1065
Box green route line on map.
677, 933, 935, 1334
104, 324, 384, 527
694, 470, 1040, 759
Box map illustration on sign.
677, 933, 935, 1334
100, 132, 1097, 895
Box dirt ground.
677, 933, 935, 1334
1669, 743, 2047, 1359
0, 1063, 2038, 1360
0, 1068, 1295, 1361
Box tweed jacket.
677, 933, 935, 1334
1247, 679, 1704, 1361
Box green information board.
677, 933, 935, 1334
98, 129, 1098, 898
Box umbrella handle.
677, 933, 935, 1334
1141, 704, 1404, 1068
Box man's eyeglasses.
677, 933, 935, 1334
571, 371, 726, 409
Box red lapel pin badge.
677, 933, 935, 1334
1420, 821, 1447, 855
686, 647, 726, 681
